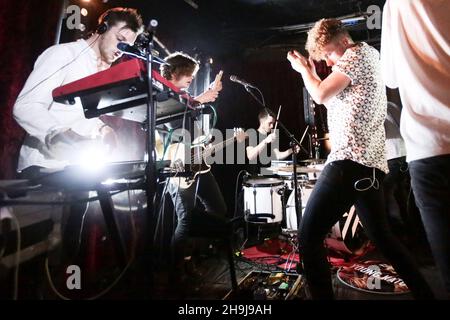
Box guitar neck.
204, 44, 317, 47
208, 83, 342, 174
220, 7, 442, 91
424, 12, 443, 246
202, 136, 237, 159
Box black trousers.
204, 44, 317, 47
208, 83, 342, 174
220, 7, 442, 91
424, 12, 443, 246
167, 171, 227, 265
409, 154, 450, 295
299, 160, 434, 299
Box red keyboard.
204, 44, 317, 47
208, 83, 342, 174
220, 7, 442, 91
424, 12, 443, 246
52, 59, 196, 123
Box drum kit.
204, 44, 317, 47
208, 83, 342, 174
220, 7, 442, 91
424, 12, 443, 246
241, 159, 369, 256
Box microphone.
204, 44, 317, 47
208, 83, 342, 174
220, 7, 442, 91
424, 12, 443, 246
136, 20, 158, 46
117, 42, 144, 57
117, 42, 169, 65
229, 75, 257, 89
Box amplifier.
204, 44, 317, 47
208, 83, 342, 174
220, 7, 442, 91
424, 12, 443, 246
1, 181, 64, 269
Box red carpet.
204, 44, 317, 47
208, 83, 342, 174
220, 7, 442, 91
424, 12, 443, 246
242, 238, 375, 270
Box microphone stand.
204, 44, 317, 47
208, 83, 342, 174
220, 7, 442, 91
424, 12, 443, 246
243, 85, 308, 273
119, 50, 168, 66
143, 26, 157, 282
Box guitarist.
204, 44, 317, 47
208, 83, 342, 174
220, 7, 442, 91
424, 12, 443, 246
159, 52, 227, 282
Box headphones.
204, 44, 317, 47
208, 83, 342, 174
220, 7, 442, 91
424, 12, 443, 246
96, 12, 111, 34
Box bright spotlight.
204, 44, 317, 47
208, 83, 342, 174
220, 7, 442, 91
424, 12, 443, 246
77, 144, 108, 172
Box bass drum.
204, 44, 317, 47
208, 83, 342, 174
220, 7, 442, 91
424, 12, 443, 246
286, 186, 369, 255
285, 184, 314, 229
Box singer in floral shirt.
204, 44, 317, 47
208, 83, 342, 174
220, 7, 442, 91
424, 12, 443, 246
287, 18, 434, 300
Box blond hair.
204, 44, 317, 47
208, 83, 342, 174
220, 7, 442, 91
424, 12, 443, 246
305, 18, 350, 60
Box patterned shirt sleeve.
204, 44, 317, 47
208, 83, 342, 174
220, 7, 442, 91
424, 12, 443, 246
332, 48, 362, 86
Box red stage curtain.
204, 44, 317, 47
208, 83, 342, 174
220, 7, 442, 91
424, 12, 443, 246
0, 0, 61, 179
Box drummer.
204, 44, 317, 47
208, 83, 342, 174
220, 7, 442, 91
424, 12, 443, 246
246, 109, 299, 175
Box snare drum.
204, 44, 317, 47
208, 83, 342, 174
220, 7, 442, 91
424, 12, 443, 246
285, 186, 369, 255
243, 176, 284, 224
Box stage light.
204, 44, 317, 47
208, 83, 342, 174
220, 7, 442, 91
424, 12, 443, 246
81, 8, 88, 16
76, 143, 108, 173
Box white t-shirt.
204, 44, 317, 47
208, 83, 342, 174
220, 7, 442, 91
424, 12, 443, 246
380, 0, 450, 162
13, 39, 103, 171
326, 42, 388, 173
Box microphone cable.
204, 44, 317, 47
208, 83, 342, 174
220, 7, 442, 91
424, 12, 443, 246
15, 34, 101, 103
354, 167, 380, 192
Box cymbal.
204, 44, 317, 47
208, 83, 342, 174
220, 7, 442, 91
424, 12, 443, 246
299, 158, 326, 164
267, 165, 321, 173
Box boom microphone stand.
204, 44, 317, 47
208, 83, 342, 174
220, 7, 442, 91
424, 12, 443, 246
142, 20, 158, 284
242, 85, 308, 273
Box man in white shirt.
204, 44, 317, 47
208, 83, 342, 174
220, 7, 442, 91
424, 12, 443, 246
13, 7, 143, 178
381, 0, 450, 295
287, 18, 434, 299
12, 8, 144, 261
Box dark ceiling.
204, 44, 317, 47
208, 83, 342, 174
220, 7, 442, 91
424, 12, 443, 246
72, 0, 386, 59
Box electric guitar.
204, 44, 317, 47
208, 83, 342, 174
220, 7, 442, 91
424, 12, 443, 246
165, 128, 248, 189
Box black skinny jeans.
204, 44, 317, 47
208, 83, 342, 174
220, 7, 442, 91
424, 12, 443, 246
409, 154, 450, 295
168, 171, 227, 264
299, 160, 434, 299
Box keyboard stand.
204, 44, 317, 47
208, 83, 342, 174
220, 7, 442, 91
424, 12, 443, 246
96, 187, 128, 269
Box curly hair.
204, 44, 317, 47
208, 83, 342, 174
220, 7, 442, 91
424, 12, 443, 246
160, 52, 199, 80
305, 18, 350, 60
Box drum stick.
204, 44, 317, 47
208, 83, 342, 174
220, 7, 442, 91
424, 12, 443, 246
299, 125, 309, 145
274, 105, 281, 132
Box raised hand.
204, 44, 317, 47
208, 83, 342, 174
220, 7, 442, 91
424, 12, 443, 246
211, 70, 223, 92
196, 70, 224, 104
195, 89, 220, 104
287, 50, 311, 75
